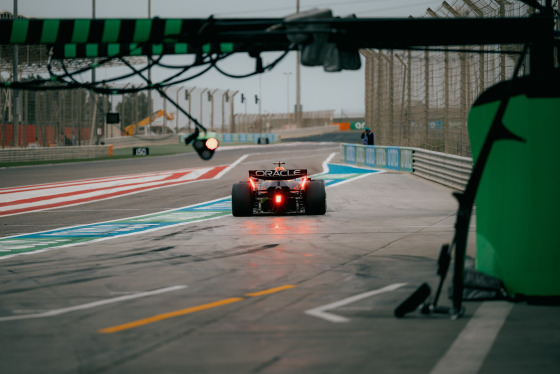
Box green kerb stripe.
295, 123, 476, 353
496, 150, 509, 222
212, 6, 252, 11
102, 20, 121, 43
72, 20, 90, 43
41, 20, 60, 44
134, 19, 152, 42
10, 19, 29, 43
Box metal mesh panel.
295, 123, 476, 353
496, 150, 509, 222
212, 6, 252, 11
363, 0, 536, 157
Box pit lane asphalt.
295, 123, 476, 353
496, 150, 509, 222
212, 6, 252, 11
0, 141, 558, 374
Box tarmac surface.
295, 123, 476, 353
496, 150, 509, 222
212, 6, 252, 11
0, 140, 558, 374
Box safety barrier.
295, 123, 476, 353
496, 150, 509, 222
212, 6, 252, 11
0, 132, 281, 163
217, 133, 280, 144
411, 148, 472, 191
106, 134, 180, 149
0, 145, 112, 163
339, 144, 414, 172
339, 144, 472, 191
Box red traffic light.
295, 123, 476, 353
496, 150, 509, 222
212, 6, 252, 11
205, 137, 219, 151
193, 137, 219, 160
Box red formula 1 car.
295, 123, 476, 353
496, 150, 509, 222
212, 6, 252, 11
231, 162, 326, 216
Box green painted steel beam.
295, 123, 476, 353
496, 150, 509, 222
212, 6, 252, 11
0, 16, 552, 59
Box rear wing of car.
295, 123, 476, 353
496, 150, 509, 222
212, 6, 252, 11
249, 169, 307, 180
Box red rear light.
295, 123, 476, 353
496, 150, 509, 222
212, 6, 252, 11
300, 177, 308, 189
249, 178, 256, 190
275, 194, 282, 204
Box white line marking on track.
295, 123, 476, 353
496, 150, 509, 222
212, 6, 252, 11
429, 301, 513, 374
0, 155, 381, 261
322, 152, 337, 173
0, 285, 187, 322
305, 283, 407, 323
214, 154, 249, 179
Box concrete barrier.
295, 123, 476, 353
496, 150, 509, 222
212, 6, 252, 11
106, 134, 181, 149
0, 126, 339, 164
0, 145, 112, 163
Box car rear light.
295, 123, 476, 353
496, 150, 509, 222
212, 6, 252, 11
275, 194, 283, 204
300, 176, 308, 189
249, 178, 256, 190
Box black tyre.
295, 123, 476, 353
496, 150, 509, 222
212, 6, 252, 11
231, 182, 253, 217
305, 180, 326, 215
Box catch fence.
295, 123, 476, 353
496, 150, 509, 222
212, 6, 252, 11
362, 0, 541, 157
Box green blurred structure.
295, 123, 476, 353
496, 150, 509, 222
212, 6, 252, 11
469, 74, 560, 297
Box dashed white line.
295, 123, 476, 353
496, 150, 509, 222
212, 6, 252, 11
0, 285, 187, 322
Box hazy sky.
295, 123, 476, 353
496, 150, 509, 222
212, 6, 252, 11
1, 0, 445, 118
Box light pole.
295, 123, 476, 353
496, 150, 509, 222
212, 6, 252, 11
199, 88, 208, 125
283, 72, 292, 117
147, 0, 153, 134
209, 88, 218, 131
258, 75, 262, 132
162, 87, 169, 133
229, 91, 239, 133
175, 86, 185, 134
295, 0, 302, 127
186, 87, 196, 131
12, 0, 19, 147
221, 90, 229, 133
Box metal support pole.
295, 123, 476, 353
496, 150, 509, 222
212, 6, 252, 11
175, 86, 183, 134
209, 88, 218, 131
12, 0, 19, 147
389, 50, 395, 145
221, 90, 226, 133
295, 0, 301, 127
199, 88, 208, 126
424, 47, 430, 150
147, 0, 152, 134
91, 0, 97, 143
187, 87, 196, 131
163, 87, 168, 133
230, 91, 239, 133
283, 72, 292, 121
258, 76, 262, 132
464, 0, 485, 96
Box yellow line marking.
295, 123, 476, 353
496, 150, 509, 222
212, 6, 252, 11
99, 297, 243, 334
245, 284, 297, 297
98, 284, 297, 334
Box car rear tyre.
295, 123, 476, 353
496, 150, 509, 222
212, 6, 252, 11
231, 182, 253, 217
305, 180, 326, 215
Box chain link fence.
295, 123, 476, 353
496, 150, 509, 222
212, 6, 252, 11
0, 82, 335, 148
2, 2, 556, 150
1, 87, 117, 147
362, 0, 549, 157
